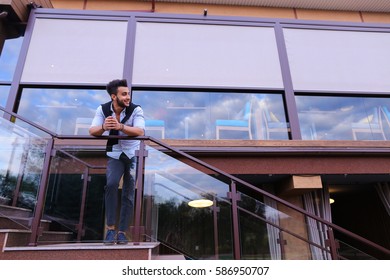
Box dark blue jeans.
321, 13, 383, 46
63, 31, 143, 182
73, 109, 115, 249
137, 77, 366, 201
105, 153, 135, 232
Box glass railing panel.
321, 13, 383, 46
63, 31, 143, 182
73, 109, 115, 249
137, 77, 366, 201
333, 230, 388, 260
143, 144, 233, 259
39, 149, 85, 243
143, 143, 338, 260
142, 146, 338, 261
0, 112, 49, 230
337, 240, 376, 260
237, 190, 332, 260
237, 192, 276, 259
39, 145, 106, 244
84, 172, 106, 240
238, 208, 272, 259
304, 217, 332, 260
215, 198, 234, 260
279, 231, 314, 260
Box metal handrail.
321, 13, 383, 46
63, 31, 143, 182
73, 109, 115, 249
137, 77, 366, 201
0, 105, 57, 137
132, 137, 390, 259
1, 106, 389, 259
144, 137, 390, 258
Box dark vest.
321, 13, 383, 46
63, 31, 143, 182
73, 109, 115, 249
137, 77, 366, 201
101, 101, 139, 152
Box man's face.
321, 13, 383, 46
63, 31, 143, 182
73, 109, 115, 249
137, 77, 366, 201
112, 86, 131, 108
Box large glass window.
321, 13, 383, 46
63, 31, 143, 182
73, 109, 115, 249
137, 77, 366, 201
133, 91, 289, 140
284, 28, 390, 92
133, 23, 283, 88
17, 88, 107, 135
0, 36, 23, 81
296, 96, 390, 140
0, 86, 10, 107
21, 19, 128, 83
0, 36, 23, 108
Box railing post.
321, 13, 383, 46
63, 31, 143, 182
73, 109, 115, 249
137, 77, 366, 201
326, 228, 339, 260
29, 138, 54, 246
212, 196, 220, 259
278, 230, 287, 260
76, 167, 90, 241
228, 180, 241, 260
133, 140, 147, 243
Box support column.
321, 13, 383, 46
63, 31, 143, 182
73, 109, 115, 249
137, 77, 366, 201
277, 175, 323, 259
0, 12, 7, 56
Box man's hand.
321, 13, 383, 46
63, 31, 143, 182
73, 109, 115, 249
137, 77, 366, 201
104, 116, 121, 130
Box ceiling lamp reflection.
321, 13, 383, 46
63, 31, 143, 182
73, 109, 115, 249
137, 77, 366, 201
188, 199, 213, 208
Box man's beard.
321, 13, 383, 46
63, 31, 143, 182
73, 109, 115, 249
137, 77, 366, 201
117, 98, 129, 108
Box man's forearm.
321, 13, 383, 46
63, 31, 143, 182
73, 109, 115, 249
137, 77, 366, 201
121, 124, 144, 136
89, 125, 105, 136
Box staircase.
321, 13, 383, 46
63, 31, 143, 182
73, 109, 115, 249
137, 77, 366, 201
0, 204, 159, 260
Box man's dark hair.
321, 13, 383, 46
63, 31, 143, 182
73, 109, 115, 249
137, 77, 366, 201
106, 79, 128, 96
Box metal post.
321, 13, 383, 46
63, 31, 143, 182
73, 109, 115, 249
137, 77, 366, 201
326, 228, 339, 260
229, 180, 241, 260
212, 196, 220, 259
28, 138, 54, 246
143, 184, 153, 242
278, 230, 286, 260
132, 140, 147, 243
76, 167, 90, 241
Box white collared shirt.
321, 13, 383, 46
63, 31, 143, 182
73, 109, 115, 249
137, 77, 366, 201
91, 103, 145, 159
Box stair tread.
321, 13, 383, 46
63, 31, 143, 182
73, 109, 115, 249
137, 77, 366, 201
0, 229, 70, 234
3, 242, 160, 251
0, 229, 31, 233
0, 216, 50, 222
0, 204, 32, 213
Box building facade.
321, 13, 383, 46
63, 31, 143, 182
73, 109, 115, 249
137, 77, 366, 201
0, 0, 390, 260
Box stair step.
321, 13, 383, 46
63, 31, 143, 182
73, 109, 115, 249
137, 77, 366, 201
0, 216, 30, 230
38, 230, 74, 244
0, 204, 32, 218
152, 254, 186, 260
0, 216, 51, 231
0, 229, 74, 247
1, 242, 160, 260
